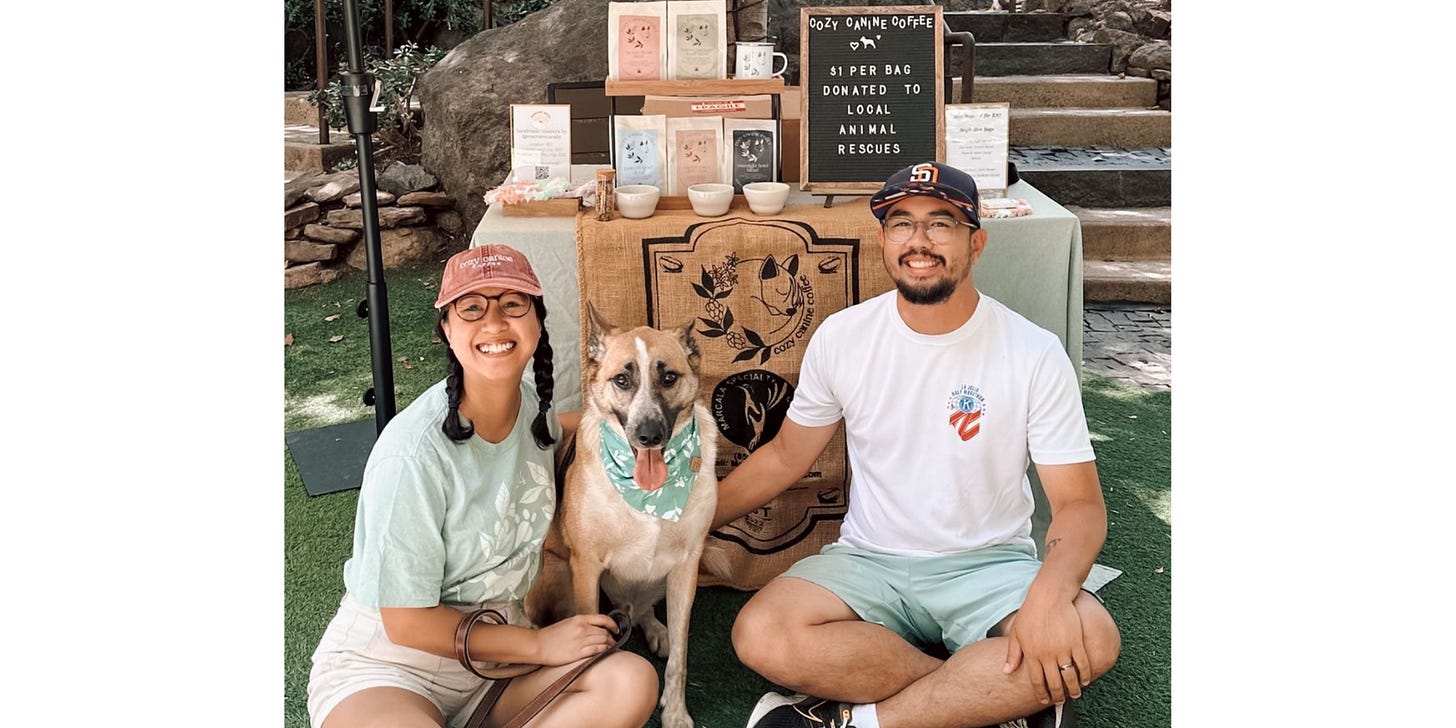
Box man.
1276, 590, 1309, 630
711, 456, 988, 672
716, 162, 1121, 728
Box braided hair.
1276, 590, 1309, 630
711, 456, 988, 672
528, 296, 556, 449
438, 296, 555, 450
437, 311, 474, 443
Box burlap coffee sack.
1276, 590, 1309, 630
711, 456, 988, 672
577, 200, 894, 589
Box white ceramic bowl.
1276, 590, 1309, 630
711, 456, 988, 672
614, 184, 661, 219
687, 183, 734, 217
743, 181, 791, 215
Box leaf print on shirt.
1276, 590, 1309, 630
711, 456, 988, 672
526, 460, 551, 488
519, 484, 547, 506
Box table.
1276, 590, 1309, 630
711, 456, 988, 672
471, 166, 602, 412
472, 165, 1083, 413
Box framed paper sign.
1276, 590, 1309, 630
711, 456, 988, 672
800, 6, 943, 194
944, 103, 1010, 196
509, 104, 572, 183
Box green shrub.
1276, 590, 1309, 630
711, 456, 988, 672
285, 0, 563, 90
308, 42, 446, 159
495, 0, 555, 25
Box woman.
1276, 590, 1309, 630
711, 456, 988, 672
308, 244, 659, 728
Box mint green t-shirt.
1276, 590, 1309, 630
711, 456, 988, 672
342, 378, 560, 609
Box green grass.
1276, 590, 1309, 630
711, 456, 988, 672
283, 258, 455, 433
284, 263, 1171, 728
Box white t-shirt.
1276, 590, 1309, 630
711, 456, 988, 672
787, 290, 1095, 557
343, 378, 561, 609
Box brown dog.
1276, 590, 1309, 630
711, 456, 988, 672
527, 303, 717, 728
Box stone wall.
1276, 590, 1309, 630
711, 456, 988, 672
1039, 0, 1172, 109
283, 163, 467, 289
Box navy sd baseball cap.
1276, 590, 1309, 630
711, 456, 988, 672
869, 161, 981, 227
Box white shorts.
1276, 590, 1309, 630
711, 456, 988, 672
306, 593, 529, 728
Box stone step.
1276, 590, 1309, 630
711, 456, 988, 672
942, 11, 1069, 42
957, 75, 1158, 108
285, 125, 356, 172
1012, 145, 1171, 208
1084, 260, 1170, 304
950, 42, 1111, 77
1068, 206, 1170, 261
284, 91, 330, 127
1010, 107, 1170, 147
1021, 167, 1170, 208
284, 90, 421, 129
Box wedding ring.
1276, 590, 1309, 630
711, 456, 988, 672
1059, 662, 1075, 671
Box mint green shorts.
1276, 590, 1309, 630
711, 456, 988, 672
780, 542, 1043, 653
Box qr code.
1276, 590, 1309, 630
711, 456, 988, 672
534, 166, 550, 179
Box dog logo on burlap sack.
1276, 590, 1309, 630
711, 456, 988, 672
641, 219, 858, 561
692, 253, 812, 365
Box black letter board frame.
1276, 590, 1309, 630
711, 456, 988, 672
800, 6, 944, 195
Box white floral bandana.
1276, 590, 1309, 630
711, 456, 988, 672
597, 418, 701, 522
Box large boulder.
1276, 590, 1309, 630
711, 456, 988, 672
419, 0, 611, 230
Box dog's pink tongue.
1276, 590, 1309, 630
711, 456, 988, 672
632, 448, 668, 491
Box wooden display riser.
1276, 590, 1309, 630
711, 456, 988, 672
499, 198, 583, 217
654, 194, 745, 210
604, 78, 786, 97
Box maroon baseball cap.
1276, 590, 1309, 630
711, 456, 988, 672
434, 244, 544, 309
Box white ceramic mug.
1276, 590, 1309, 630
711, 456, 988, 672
735, 42, 788, 79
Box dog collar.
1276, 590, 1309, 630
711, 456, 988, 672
598, 417, 701, 522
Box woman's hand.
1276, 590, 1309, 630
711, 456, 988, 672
532, 613, 620, 666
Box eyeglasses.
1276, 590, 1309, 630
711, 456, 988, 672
453, 292, 534, 321
882, 217, 977, 245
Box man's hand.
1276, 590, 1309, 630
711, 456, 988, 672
712, 418, 838, 530
1002, 594, 1090, 705
1001, 460, 1106, 704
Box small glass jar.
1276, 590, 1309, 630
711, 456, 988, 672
594, 168, 617, 221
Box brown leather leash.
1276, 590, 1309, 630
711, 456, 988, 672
455, 607, 632, 728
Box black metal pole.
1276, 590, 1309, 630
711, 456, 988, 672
385, 0, 394, 54
314, 0, 329, 144
340, 0, 398, 432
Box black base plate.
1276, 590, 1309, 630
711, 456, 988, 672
286, 419, 378, 497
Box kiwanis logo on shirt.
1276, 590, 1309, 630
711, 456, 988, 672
946, 385, 986, 442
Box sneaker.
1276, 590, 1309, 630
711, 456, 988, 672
1000, 702, 1077, 728
745, 692, 856, 728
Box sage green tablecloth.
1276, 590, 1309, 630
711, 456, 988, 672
472, 165, 1083, 413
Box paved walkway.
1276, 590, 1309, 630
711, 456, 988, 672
1011, 145, 1173, 170
1083, 303, 1170, 392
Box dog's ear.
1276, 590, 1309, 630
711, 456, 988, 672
586, 301, 619, 364
675, 321, 701, 372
